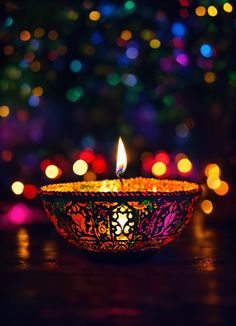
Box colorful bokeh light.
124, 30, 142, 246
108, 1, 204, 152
152, 162, 167, 177
11, 181, 24, 195
89, 11, 101, 21
0, 105, 10, 117
207, 6, 218, 17
214, 181, 229, 196
223, 3, 233, 13
195, 6, 206, 17
73, 159, 88, 176
177, 158, 192, 173
45, 165, 60, 179
23, 184, 37, 199
150, 39, 161, 49
200, 44, 213, 58
20, 30, 31, 41
204, 163, 221, 178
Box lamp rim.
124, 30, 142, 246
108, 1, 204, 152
39, 177, 201, 198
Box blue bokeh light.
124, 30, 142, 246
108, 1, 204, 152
200, 44, 213, 58
171, 22, 186, 37
126, 47, 139, 59
28, 96, 40, 107
122, 73, 137, 86
81, 135, 96, 149
98, 4, 115, 17
91, 31, 103, 45
19, 59, 29, 68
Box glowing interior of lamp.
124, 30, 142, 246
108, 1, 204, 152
40, 178, 200, 193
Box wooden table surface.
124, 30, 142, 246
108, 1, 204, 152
1, 211, 236, 326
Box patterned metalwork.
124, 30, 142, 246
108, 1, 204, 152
40, 178, 201, 253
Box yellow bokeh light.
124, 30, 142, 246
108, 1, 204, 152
152, 162, 167, 176
83, 171, 97, 181
45, 165, 60, 179
89, 11, 101, 21
195, 6, 206, 17
48, 30, 58, 41
32, 86, 43, 96
208, 6, 218, 17
150, 39, 161, 49
177, 158, 192, 173
20, 30, 31, 41
30, 61, 41, 72
67, 10, 79, 21
141, 29, 155, 41
73, 159, 88, 176
223, 3, 233, 13
120, 30, 132, 41
201, 200, 213, 214
204, 72, 216, 83
34, 27, 45, 38
0, 105, 10, 117
207, 175, 221, 190
11, 181, 24, 195
214, 181, 229, 196
204, 163, 220, 178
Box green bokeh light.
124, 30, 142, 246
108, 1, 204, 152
163, 95, 174, 106
66, 87, 84, 102
107, 73, 120, 86
124, 1, 136, 11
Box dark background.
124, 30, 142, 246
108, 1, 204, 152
0, 0, 235, 205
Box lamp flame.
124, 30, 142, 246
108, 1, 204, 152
116, 137, 127, 177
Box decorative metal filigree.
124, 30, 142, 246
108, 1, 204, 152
40, 178, 201, 253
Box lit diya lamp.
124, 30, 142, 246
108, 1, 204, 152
40, 138, 201, 253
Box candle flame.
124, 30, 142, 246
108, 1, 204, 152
116, 137, 127, 177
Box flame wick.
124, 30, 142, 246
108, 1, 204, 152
116, 168, 124, 178
116, 167, 124, 188
118, 174, 124, 188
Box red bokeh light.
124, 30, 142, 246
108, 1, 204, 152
179, 0, 189, 7
155, 152, 170, 165
48, 50, 58, 61
40, 159, 54, 172
172, 37, 185, 49
80, 149, 95, 163
2, 149, 13, 162
92, 156, 107, 174
179, 8, 189, 18
116, 37, 127, 47
23, 184, 37, 199
142, 156, 154, 173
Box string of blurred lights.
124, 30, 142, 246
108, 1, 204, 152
9, 147, 229, 217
